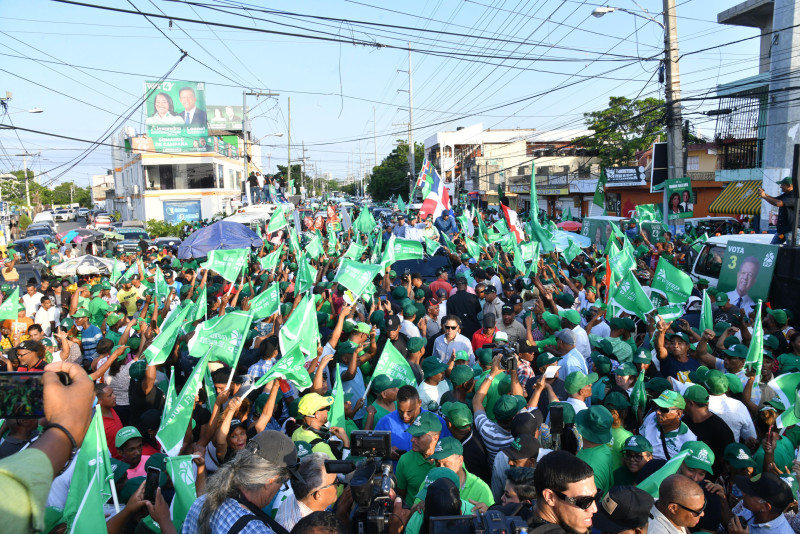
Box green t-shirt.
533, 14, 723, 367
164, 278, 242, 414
461, 469, 494, 507
577, 445, 613, 495
291, 426, 335, 460
370, 402, 392, 427
395, 451, 434, 506
476, 373, 503, 421
609, 426, 633, 472
88, 297, 110, 327
612, 466, 637, 487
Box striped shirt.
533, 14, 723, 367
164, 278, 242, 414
474, 411, 513, 466
275, 493, 314, 531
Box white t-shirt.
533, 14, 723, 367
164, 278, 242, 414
418, 380, 450, 409
22, 292, 43, 318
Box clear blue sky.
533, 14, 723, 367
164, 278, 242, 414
0, 0, 760, 188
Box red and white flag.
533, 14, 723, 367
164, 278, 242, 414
419, 164, 450, 220
501, 204, 525, 243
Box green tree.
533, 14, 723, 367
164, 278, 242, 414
582, 96, 665, 168
367, 140, 424, 201
274, 164, 311, 195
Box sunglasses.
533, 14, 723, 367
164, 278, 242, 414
623, 452, 646, 461
671, 500, 706, 517
656, 407, 676, 414
315, 478, 343, 494
553, 489, 600, 510
444, 325, 458, 330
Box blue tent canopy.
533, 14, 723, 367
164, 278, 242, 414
177, 220, 263, 259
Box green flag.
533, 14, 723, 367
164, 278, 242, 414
154, 265, 170, 300
637, 451, 690, 497
530, 162, 538, 218
562, 239, 582, 264
744, 301, 764, 385
607, 240, 635, 281
457, 214, 473, 237
370, 230, 384, 264
62, 406, 115, 532
440, 231, 458, 253
635, 204, 662, 222
201, 248, 249, 283
111, 259, 124, 285
252, 343, 312, 391
278, 293, 320, 359
192, 285, 207, 322
203, 365, 217, 410
424, 237, 441, 255
329, 363, 347, 430
259, 248, 282, 272
343, 241, 367, 261
493, 219, 510, 236
593, 168, 607, 208
288, 228, 302, 256
650, 258, 693, 308
164, 369, 177, 417
528, 218, 554, 254
656, 304, 685, 321
0, 287, 20, 321
629, 368, 647, 424
353, 208, 377, 234
295, 255, 317, 294
267, 205, 288, 233
520, 241, 539, 264
397, 195, 407, 214
767, 373, 800, 428
144, 304, 193, 366
610, 269, 654, 321
381, 235, 424, 264
306, 235, 324, 260
690, 233, 708, 254
564, 207, 572, 221
187, 310, 254, 367
165, 455, 198, 531
477, 211, 489, 238
249, 283, 280, 320
119, 261, 139, 284
463, 236, 481, 259
700, 289, 714, 333
157, 352, 209, 456
371, 341, 417, 387
335, 259, 383, 297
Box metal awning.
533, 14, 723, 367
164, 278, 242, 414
708, 180, 761, 215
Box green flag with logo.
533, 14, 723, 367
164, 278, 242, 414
690, 233, 708, 254
295, 254, 317, 294
144, 304, 193, 366
344, 241, 367, 261
463, 236, 481, 259
187, 310, 253, 366
562, 239, 582, 264
610, 269, 654, 321
629, 368, 647, 423
0, 287, 19, 321
252, 343, 312, 391
607, 240, 635, 281
165, 455, 197, 531
157, 352, 209, 456
335, 259, 383, 297
306, 235, 324, 260
201, 248, 248, 283
119, 261, 139, 284
700, 289, 714, 333
278, 293, 320, 359
111, 260, 124, 285
593, 168, 607, 208
527, 218, 554, 254
440, 231, 458, 253
635, 204, 662, 222
744, 301, 764, 385
249, 283, 280, 320
353, 208, 377, 234
288, 228, 302, 256
424, 237, 441, 255
154, 265, 171, 300
267, 205, 288, 233
203, 365, 216, 410
192, 285, 207, 322
259, 248, 282, 272
371, 341, 417, 387
650, 258, 693, 308
381, 235, 424, 264
164, 369, 177, 417
766, 373, 800, 428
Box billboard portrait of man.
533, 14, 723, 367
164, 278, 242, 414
726, 255, 758, 314
179, 86, 207, 127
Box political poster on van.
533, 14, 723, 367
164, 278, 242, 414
144, 80, 207, 153
716, 240, 777, 314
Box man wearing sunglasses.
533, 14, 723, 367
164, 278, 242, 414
649, 474, 706, 534
639, 390, 697, 461
530, 450, 598, 534
276, 453, 342, 531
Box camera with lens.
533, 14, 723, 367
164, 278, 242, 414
483, 342, 519, 372
429, 511, 528, 534
324, 431, 395, 534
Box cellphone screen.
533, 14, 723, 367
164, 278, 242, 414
0, 372, 45, 418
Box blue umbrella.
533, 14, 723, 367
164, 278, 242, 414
552, 230, 592, 252
63, 230, 79, 243
177, 220, 263, 259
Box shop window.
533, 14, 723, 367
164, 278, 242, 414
687, 156, 700, 171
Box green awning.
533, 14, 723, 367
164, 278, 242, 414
708, 180, 761, 216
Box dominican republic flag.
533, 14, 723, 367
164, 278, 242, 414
501, 204, 525, 243
418, 159, 450, 220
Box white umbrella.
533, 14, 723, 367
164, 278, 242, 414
51, 255, 120, 276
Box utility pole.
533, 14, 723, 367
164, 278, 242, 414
242, 90, 280, 205
287, 97, 291, 198
373, 106, 377, 169
301, 141, 308, 200
14, 152, 37, 215
407, 44, 415, 200
663, 0, 683, 224
70, 183, 74, 205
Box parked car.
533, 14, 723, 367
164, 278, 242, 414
9, 237, 48, 263
93, 215, 113, 230
0, 261, 46, 290
53, 209, 71, 222
115, 227, 151, 254
153, 237, 182, 250
24, 225, 55, 239
27, 219, 58, 235
33, 212, 57, 228
77, 207, 89, 218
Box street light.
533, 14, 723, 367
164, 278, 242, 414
7, 108, 44, 114
251, 132, 284, 145
591, 5, 664, 27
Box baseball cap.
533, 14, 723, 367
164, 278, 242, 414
681, 441, 715, 474
575, 405, 613, 444
603, 391, 631, 412
704, 369, 729, 395
407, 412, 443, 436
536, 352, 560, 368
779, 176, 793, 186
441, 402, 473, 429
247, 430, 300, 474
372, 375, 402, 394
422, 357, 448, 378
502, 434, 540, 460
763, 334, 780, 350
735, 472, 795, 511
428, 437, 463, 460
716, 292, 729, 305
482, 313, 496, 328
476, 348, 493, 366
632, 350, 652, 365
511, 410, 544, 437
297, 393, 334, 416
767, 308, 788, 326
115, 426, 142, 448
335, 341, 358, 357
494, 331, 509, 343
593, 486, 655, 533
565, 371, 598, 394
407, 337, 426, 354
541, 311, 561, 330
684, 385, 710, 404
724, 443, 757, 469
454, 350, 470, 361
554, 329, 575, 345
558, 309, 581, 325
652, 390, 685, 410
385, 315, 401, 331
355, 322, 371, 334
494, 395, 525, 422
415, 467, 460, 501
725, 374, 744, 394
621, 435, 653, 453
614, 362, 637, 377
501, 304, 514, 315
72, 308, 89, 318
449, 365, 474, 386
723, 344, 748, 359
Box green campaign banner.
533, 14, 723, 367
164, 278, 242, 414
207, 105, 243, 130
650, 257, 693, 308
580, 217, 615, 253
640, 221, 667, 243
717, 241, 778, 310
145, 80, 208, 153
664, 177, 694, 220
371, 341, 417, 387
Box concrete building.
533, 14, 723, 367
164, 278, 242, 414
91, 172, 115, 204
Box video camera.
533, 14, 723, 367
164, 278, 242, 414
324, 431, 394, 534
483, 342, 519, 372
429, 511, 528, 534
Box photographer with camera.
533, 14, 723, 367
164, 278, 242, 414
275, 453, 341, 531
291, 393, 351, 460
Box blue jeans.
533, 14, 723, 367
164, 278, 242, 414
263, 185, 271, 203
771, 231, 788, 245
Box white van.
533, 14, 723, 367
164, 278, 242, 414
689, 234, 774, 286
32, 212, 57, 232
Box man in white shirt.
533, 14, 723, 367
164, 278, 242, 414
703, 369, 757, 442
34, 297, 58, 336
560, 308, 590, 360
22, 282, 43, 318
639, 391, 697, 460
564, 371, 596, 414
555, 329, 588, 380
400, 303, 422, 339
433, 315, 474, 366
275, 452, 340, 532
648, 474, 706, 534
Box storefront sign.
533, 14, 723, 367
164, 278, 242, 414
163, 200, 202, 223
538, 187, 569, 196
605, 166, 646, 187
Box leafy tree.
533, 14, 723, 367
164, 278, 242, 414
367, 140, 424, 201
274, 164, 311, 195
582, 96, 665, 168
146, 219, 184, 237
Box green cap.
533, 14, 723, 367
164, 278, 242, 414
713, 321, 732, 336
592, 353, 612, 375
614, 362, 637, 377
441, 402, 473, 429
449, 365, 474, 386
406, 412, 443, 437
106, 313, 124, 327
632, 350, 652, 365
493, 395, 525, 422
575, 405, 613, 444
652, 390, 685, 410
779, 176, 792, 186
476, 348, 493, 366
422, 357, 448, 378
407, 337, 426, 354
704, 369, 729, 395
455, 350, 469, 361
684, 384, 710, 404
724, 443, 757, 469
72, 308, 89, 318
764, 334, 780, 350
295, 441, 314, 459
603, 391, 631, 412
129, 360, 146, 381
559, 309, 581, 325
335, 341, 358, 357
548, 401, 576, 425
60, 317, 75, 330
723, 344, 748, 359
725, 373, 744, 394
110, 458, 131, 482
372, 375, 402, 394
402, 303, 417, 318
355, 322, 371, 334
565, 371, 599, 394
681, 441, 715, 474
767, 308, 788, 326
428, 437, 463, 460
536, 352, 560, 368
120, 477, 145, 503
621, 435, 653, 453
415, 467, 460, 500
541, 311, 561, 330
115, 426, 142, 448
715, 292, 729, 305
0, 284, 10, 293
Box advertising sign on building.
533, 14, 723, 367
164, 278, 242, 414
163, 200, 202, 223
717, 240, 778, 312
664, 177, 694, 219
144, 80, 208, 153
207, 105, 244, 131
604, 166, 646, 187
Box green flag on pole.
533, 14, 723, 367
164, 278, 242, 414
343, 242, 367, 260
187, 310, 254, 367
397, 195, 407, 214
381, 235, 424, 265
700, 289, 714, 333
249, 283, 281, 320
192, 285, 207, 322
767, 373, 800, 428
650, 258, 693, 308
329, 363, 347, 430
440, 232, 458, 253
610, 269, 655, 321
157, 352, 209, 456
259, 248, 282, 272
267, 205, 288, 233
629, 368, 647, 424
744, 301, 764, 385
353, 208, 377, 234
119, 261, 139, 284
164, 369, 177, 417
251, 343, 312, 391
165, 455, 198, 531
111, 260, 124, 285
371, 341, 417, 387
593, 168, 607, 208
295, 254, 317, 294
201, 248, 249, 283
424, 237, 441, 255
635, 204, 662, 222
144, 304, 193, 366
528, 218, 555, 254
203, 365, 217, 410
637, 452, 690, 497
278, 293, 320, 359
306, 235, 324, 260
562, 239, 582, 264
0, 287, 20, 321
564, 207, 572, 221
62, 406, 115, 532
334, 259, 383, 297
463, 236, 482, 259
690, 233, 709, 254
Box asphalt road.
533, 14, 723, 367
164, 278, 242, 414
56, 217, 86, 235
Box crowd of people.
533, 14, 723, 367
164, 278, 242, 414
0, 199, 798, 534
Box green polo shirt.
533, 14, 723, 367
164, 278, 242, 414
576, 445, 613, 495
609, 426, 633, 471
369, 402, 392, 427
88, 296, 110, 327
461, 469, 494, 507
291, 426, 335, 460
396, 450, 434, 506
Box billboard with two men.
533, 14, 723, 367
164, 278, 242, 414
144, 80, 208, 152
